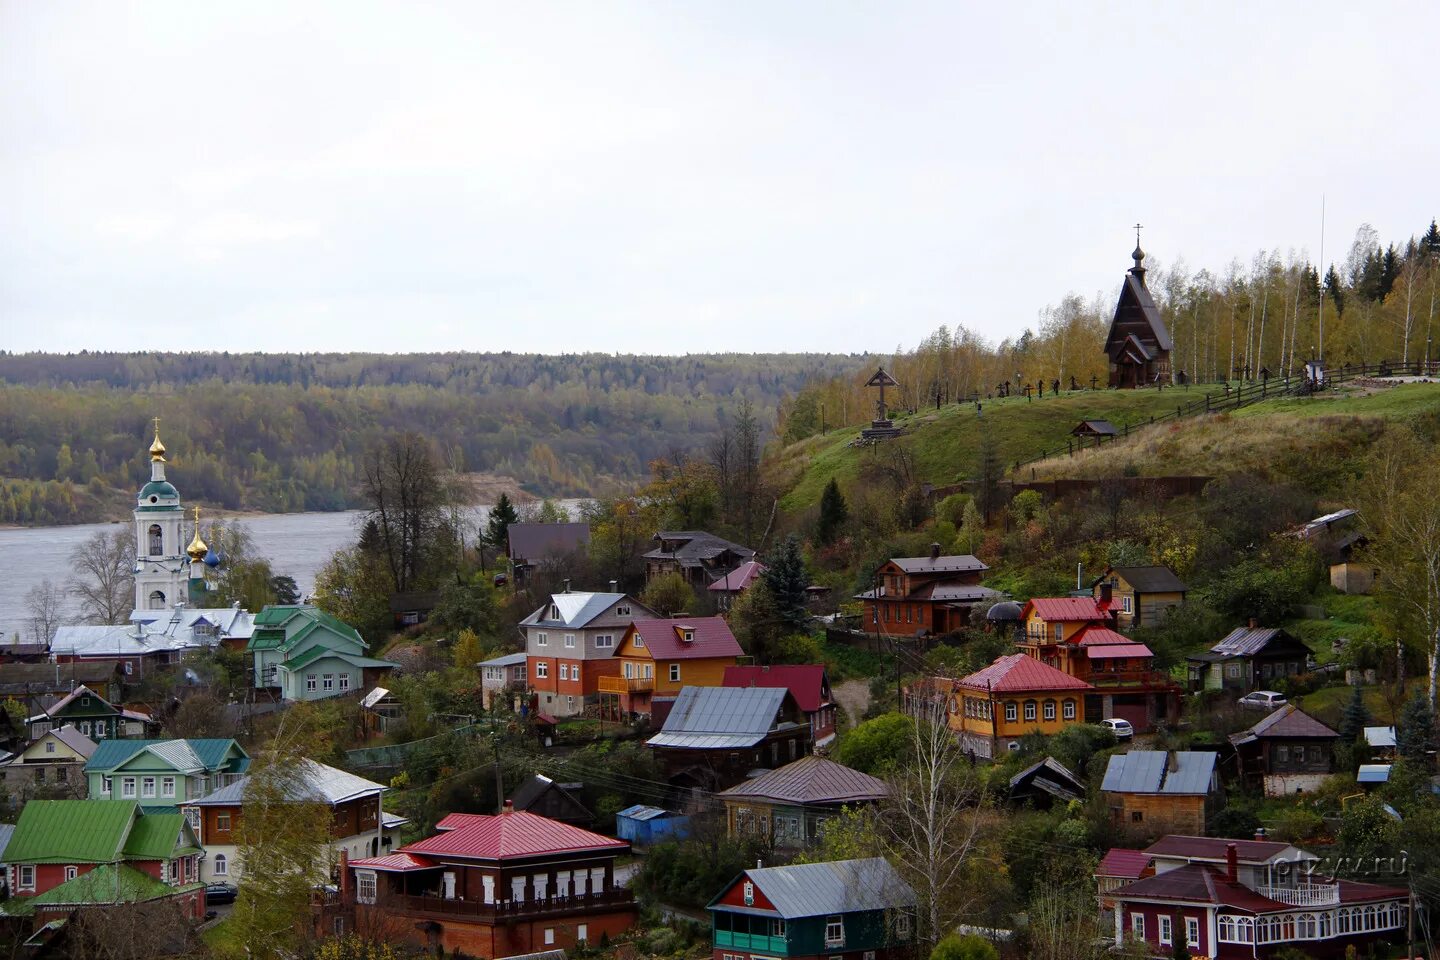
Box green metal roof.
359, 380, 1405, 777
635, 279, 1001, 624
85, 738, 249, 774
3, 800, 137, 864
247, 605, 366, 653
137, 481, 179, 500
135, 504, 184, 513
122, 814, 194, 859
29, 864, 192, 907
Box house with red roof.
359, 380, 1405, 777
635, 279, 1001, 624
707, 560, 766, 611
1017, 598, 1180, 732
723, 664, 838, 749
600, 617, 743, 723
926, 654, 1092, 759
1100, 834, 1408, 957
855, 546, 1003, 637
323, 808, 637, 958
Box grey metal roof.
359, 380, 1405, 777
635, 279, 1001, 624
1209, 626, 1308, 657
617, 805, 673, 821
643, 531, 755, 563
647, 686, 788, 750
1101, 751, 1217, 795
518, 592, 635, 628
188, 758, 387, 806
0, 823, 14, 863
716, 756, 888, 806
724, 858, 916, 919
1357, 764, 1392, 784
1009, 756, 1085, 802
480, 652, 528, 668
887, 554, 988, 575
1365, 726, 1397, 748
495, 950, 567, 960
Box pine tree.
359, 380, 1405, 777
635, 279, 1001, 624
762, 534, 810, 633
484, 493, 519, 551
1324, 265, 1346, 316
1423, 219, 1440, 257
1397, 692, 1434, 764
973, 424, 1003, 524
1339, 684, 1370, 742
816, 478, 849, 545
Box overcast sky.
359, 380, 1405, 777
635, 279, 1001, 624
2, 3, 1436, 356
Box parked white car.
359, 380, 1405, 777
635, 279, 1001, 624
1238, 690, 1288, 710
1101, 718, 1134, 739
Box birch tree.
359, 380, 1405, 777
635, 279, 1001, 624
69, 528, 135, 625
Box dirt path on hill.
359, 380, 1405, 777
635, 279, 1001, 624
833, 679, 873, 726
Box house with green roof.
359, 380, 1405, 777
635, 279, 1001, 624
25, 684, 153, 741
246, 605, 396, 701
0, 799, 206, 930
85, 738, 250, 809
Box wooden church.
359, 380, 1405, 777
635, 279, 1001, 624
1103, 237, 1173, 388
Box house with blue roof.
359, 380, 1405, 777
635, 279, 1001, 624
1101, 750, 1220, 840
246, 605, 396, 701
84, 738, 250, 809
645, 685, 811, 790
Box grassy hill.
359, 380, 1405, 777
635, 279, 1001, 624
771, 382, 1440, 512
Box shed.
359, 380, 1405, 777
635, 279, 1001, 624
1072, 420, 1119, 439
615, 804, 690, 847
1357, 764, 1392, 785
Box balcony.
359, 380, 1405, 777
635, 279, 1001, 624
380, 889, 635, 922
1258, 883, 1340, 906
598, 676, 654, 694
1085, 670, 1178, 689
714, 931, 787, 954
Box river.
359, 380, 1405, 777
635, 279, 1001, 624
0, 503, 583, 643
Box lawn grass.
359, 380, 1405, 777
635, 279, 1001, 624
201, 918, 242, 958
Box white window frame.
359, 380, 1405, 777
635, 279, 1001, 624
559, 663, 569, 681
824, 915, 844, 947
64, 865, 78, 881
161, 776, 176, 798
1186, 916, 1199, 947
356, 870, 376, 904
339, 673, 350, 691
19, 865, 35, 890
1063, 700, 1076, 720
102, 776, 113, 795
1123, 596, 1133, 613
142, 776, 157, 798
537, 632, 549, 647
216, 812, 232, 832
322, 674, 334, 691
669, 663, 681, 683
578, 923, 588, 942
1004, 702, 1017, 722
44, 740, 55, 754
122, 777, 137, 799
1043, 701, 1056, 721
1024, 702, 1037, 721
1159, 915, 1172, 945
564, 633, 576, 648
616, 605, 631, 617
894, 912, 910, 940
544, 928, 555, 945
595, 634, 614, 648
1131, 914, 1144, 939
535, 661, 549, 679
306, 674, 317, 691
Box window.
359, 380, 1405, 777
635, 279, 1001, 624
65, 865, 77, 881
123, 661, 134, 676
1024, 701, 1037, 721
1131, 811, 1143, 823
1158, 915, 1172, 945
142, 776, 157, 798
102, 776, 112, 795
217, 812, 232, 832
306, 674, 317, 691
559, 663, 569, 681
1277, 745, 1289, 763
1004, 702, 1017, 722
1122, 596, 1133, 613
34, 766, 46, 784
1225, 663, 1241, 679
1043, 701, 1056, 721
623, 661, 633, 679
1063, 700, 1076, 720
578, 924, 588, 943
824, 915, 844, 946
543, 929, 555, 946
1296, 913, 1315, 938
564, 633, 576, 648
536, 661, 549, 678
633, 633, 645, 648
184, 807, 200, 830
339, 673, 351, 691
78, 721, 90, 736
743, 881, 754, 905
596, 634, 614, 648
323, 674, 334, 691
616, 605, 631, 617
148, 524, 164, 556
122, 777, 137, 798
566, 695, 575, 707
19, 865, 35, 890
670, 664, 681, 683
537, 632, 549, 646
1186, 916, 1199, 947
769, 918, 786, 937
643, 663, 653, 678
161, 776, 176, 797
44, 741, 55, 754
1053, 623, 1063, 642
512, 877, 526, 901
894, 912, 910, 940
356, 871, 376, 904
1131, 914, 1144, 939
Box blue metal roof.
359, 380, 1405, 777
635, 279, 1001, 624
1357, 764, 1392, 784
1101, 751, 1217, 795
647, 686, 788, 750
709, 858, 916, 919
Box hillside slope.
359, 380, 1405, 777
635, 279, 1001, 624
772, 382, 1440, 512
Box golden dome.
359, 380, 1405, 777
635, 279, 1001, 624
186, 505, 208, 561
149, 417, 166, 462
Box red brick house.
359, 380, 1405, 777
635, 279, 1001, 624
1102, 835, 1408, 957
856, 547, 1001, 637
723, 665, 839, 749
323, 809, 637, 957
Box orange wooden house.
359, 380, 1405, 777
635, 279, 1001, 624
599, 617, 743, 724
1017, 598, 1180, 731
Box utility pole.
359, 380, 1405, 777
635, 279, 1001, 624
492, 736, 505, 814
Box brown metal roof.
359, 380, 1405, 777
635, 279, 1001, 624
1235, 704, 1338, 742
716, 755, 888, 805
1102, 565, 1188, 594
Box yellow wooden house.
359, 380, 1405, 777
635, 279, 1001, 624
602, 616, 743, 723
948, 654, 1092, 759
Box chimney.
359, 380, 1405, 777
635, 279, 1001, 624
930, 542, 941, 560
563, 579, 571, 594
1254, 827, 1267, 842
609, 580, 618, 592
1248, 617, 1258, 629
1167, 750, 1180, 773
339, 849, 352, 903
1225, 843, 1238, 884
503, 799, 514, 812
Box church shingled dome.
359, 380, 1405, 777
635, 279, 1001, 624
138, 480, 179, 502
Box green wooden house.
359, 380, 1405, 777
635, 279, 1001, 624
708, 858, 916, 960
245, 605, 396, 701
84, 738, 250, 809
24, 684, 152, 742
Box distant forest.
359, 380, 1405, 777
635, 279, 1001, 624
0, 351, 869, 525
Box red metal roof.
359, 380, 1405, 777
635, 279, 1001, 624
1072, 625, 1133, 647
958, 654, 1093, 693
723, 664, 831, 713
436, 812, 489, 832
1095, 848, 1151, 880
1145, 835, 1291, 863
628, 617, 743, 661
707, 561, 766, 592
1085, 643, 1155, 660
348, 852, 437, 872
402, 810, 627, 861
1022, 598, 1113, 622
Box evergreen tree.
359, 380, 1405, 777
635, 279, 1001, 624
484, 493, 519, 552
1397, 692, 1435, 764
1423, 219, 1440, 257
816, 478, 849, 545
1324, 265, 1346, 316
973, 423, 1004, 524
762, 534, 810, 632
1339, 683, 1370, 743
269, 574, 301, 605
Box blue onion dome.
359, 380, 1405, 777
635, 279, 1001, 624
203, 548, 222, 568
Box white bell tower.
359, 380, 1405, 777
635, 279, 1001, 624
133, 418, 188, 612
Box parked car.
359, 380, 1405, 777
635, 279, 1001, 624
1102, 718, 1134, 739
1238, 690, 1288, 711
205, 882, 238, 905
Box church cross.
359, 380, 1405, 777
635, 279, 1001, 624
152, 416, 162, 437
1134, 222, 1143, 246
